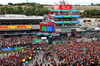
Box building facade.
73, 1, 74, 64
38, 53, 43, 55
0, 14, 44, 36
49, 3, 80, 37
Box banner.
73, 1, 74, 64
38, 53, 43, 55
35, 39, 41, 43
14, 47, 22, 51
14, 46, 27, 51
51, 33, 60, 36
0, 25, 31, 29
54, 4, 72, 10
1, 48, 13, 51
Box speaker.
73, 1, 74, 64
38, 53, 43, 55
71, 29, 76, 37
48, 37, 53, 44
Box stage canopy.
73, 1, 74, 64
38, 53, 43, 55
36, 32, 60, 36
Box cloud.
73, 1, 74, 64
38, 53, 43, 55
0, 0, 100, 5
0, 0, 26, 4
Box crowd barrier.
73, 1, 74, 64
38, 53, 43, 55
1, 48, 13, 51
1, 46, 28, 51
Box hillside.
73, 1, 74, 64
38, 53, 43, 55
0, 3, 49, 16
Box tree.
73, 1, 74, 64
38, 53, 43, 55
96, 4, 100, 6
38, 4, 43, 8
30, 7, 36, 15
6, 8, 11, 14
24, 7, 27, 10
74, 4, 80, 6
83, 9, 100, 17
14, 8, 19, 14
44, 8, 49, 14
8, 3, 13, 6
0, 4, 3, 6
84, 10, 87, 17
91, 3, 94, 6
0, 2, 50, 16
0, 7, 5, 14
17, 6, 23, 14
23, 8, 31, 16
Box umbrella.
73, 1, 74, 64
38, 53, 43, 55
25, 61, 28, 64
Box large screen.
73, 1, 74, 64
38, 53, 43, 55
40, 24, 55, 32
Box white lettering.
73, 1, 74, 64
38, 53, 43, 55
61, 6, 70, 9
55, 6, 58, 9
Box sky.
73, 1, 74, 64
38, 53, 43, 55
0, 0, 100, 5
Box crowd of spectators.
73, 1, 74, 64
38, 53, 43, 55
0, 36, 32, 49
53, 40, 100, 66
0, 38, 99, 66
0, 49, 36, 66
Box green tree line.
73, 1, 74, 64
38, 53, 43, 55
7, 2, 49, 6
91, 3, 100, 6
0, 6, 48, 16
83, 9, 100, 18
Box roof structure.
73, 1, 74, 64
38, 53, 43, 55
44, 5, 100, 10
0, 14, 44, 20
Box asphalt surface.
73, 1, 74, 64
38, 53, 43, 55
27, 51, 61, 66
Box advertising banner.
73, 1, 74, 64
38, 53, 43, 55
54, 4, 72, 10
14, 47, 22, 51
35, 39, 41, 43
0, 25, 31, 29
14, 46, 27, 51
1, 48, 13, 51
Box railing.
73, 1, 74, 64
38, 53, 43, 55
54, 21, 80, 24
50, 10, 78, 12
0, 31, 36, 35
50, 15, 80, 18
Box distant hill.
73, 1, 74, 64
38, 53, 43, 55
0, 2, 100, 17
0, 3, 50, 16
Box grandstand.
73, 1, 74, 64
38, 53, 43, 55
0, 14, 44, 37
44, 5, 100, 10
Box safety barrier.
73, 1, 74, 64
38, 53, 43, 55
0, 46, 28, 51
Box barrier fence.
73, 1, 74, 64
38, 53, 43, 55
1, 46, 28, 51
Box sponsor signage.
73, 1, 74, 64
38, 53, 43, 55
54, 4, 72, 10
0, 25, 31, 29
14, 47, 26, 51
1, 48, 13, 51
0, 46, 27, 51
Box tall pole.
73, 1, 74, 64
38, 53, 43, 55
26, 0, 28, 6
26, 0, 28, 3
63, 0, 65, 5
60, 0, 61, 4
63, 0, 64, 3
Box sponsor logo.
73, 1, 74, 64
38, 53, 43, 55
0, 25, 31, 29
55, 6, 58, 9
61, 6, 70, 9
17, 26, 27, 28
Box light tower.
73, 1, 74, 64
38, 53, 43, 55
26, 0, 28, 3
63, 0, 65, 5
